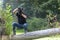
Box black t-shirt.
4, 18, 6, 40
16, 13, 26, 24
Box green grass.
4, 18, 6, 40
15, 29, 24, 35
16, 29, 24, 33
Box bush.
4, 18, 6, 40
27, 17, 49, 31
5, 4, 13, 35
0, 4, 13, 35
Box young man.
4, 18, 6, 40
12, 8, 28, 35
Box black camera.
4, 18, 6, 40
17, 8, 22, 15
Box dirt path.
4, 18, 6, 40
2, 35, 9, 40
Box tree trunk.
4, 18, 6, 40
11, 28, 60, 40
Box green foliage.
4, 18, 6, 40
27, 17, 48, 31
3, 0, 59, 18
0, 4, 13, 35
1, 0, 60, 34
57, 14, 60, 22
5, 4, 13, 35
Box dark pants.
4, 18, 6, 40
12, 22, 28, 35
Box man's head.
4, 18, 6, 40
17, 7, 23, 15
13, 7, 23, 15
18, 8, 22, 13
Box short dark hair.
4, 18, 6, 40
18, 8, 22, 15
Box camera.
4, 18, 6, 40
17, 8, 22, 15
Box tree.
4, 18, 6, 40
11, 28, 60, 40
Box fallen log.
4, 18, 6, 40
11, 28, 60, 40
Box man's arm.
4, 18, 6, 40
13, 8, 18, 14
22, 13, 27, 19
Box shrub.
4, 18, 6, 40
27, 17, 49, 31
0, 4, 13, 35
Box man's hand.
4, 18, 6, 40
22, 14, 27, 19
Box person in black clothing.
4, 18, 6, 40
12, 8, 28, 35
